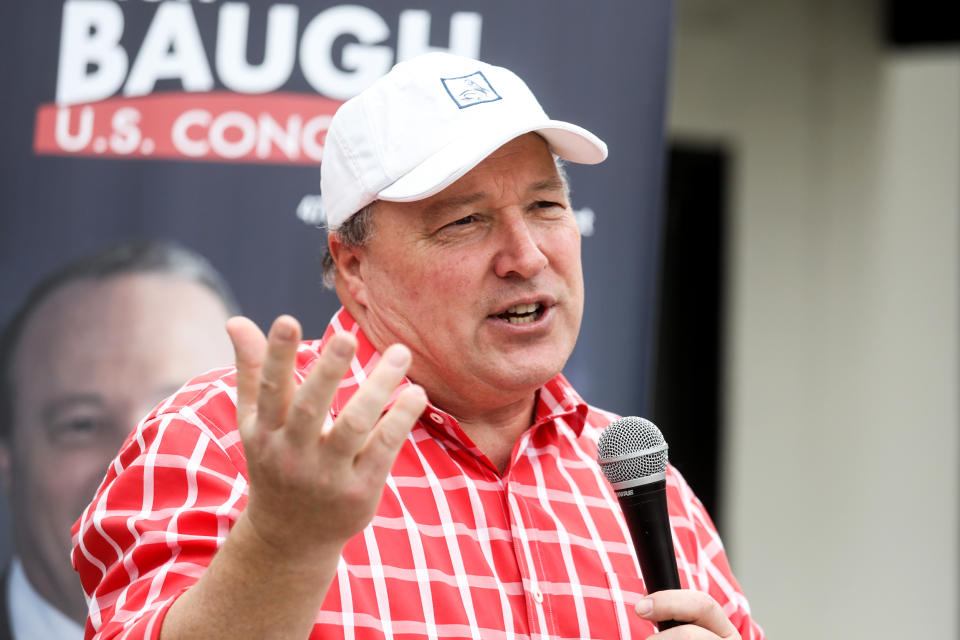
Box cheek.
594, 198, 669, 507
19, 442, 116, 523
431, 259, 474, 292
561, 234, 584, 283
399, 255, 477, 309
555, 226, 583, 265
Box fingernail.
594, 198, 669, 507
635, 597, 654, 617
410, 385, 427, 402
385, 345, 411, 367
276, 323, 295, 340
330, 335, 353, 358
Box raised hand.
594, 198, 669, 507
161, 315, 427, 639
227, 314, 428, 556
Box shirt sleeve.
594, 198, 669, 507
71, 379, 249, 640
666, 465, 766, 640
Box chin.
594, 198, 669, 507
493, 360, 565, 393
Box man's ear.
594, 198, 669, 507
328, 233, 369, 308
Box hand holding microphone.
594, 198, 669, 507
598, 417, 741, 638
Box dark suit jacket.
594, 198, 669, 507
0, 565, 13, 640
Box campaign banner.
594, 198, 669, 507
0, 0, 672, 571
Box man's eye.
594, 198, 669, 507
451, 214, 477, 226
535, 201, 562, 209
439, 214, 478, 231
49, 416, 108, 444
68, 417, 99, 433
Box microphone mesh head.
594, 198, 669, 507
597, 416, 668, 484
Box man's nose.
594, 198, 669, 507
492, 213, 549, 279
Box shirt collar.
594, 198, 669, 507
314, 307, 589, 439
8, 557, 84, 639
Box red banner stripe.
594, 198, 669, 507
34, 92, 344, 165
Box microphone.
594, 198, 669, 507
597, 416, 681, 631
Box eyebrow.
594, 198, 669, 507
422, 176, 569, 219
528, 176, 568, 195
422, 192, 487, 220
41, 393, 106, 422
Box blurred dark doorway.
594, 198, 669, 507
653, 142, 729, 532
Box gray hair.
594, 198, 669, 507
320, 156, 570, 289
321, 202, 377, 289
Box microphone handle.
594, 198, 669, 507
618, 479, 682, 631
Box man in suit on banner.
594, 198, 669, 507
0, 241, 237, 639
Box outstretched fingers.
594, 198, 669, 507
325, 344, 415, 460
356, 384, 427, 476
226, 316, 267, 428
255, 315, 302, 430
284, 332, 358, 445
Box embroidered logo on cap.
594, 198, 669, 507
441, 71, 502, 109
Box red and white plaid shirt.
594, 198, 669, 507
72, 308, 763, 640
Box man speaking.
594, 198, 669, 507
73, 53, 763, 639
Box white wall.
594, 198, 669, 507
668, 1, 959, 637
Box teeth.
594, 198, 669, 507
505, 303, 539, 314
500, 302, 542, 324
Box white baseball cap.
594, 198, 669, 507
320, 52, 608, 230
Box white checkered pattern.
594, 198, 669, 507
72, 308, 763, 640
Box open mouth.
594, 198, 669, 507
496, 302, 545, 325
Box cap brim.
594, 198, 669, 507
377, 119, 608, 203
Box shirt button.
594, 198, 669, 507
532, 589, 544, 604
429, 412, 444, 424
